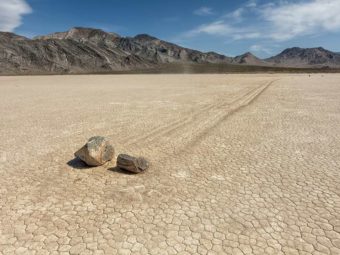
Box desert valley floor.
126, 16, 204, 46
0, 74, 340, 255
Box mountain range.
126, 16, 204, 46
1, 27, 340, 74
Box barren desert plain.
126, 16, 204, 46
0, 74, 340, 255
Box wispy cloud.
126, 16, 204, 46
245, 0, 257, 8
262, 0, 340, 41
250, 44, 273, 55
182, 0, 340, 42
187, 21, 234, 37
224, 8, 244, 23
185, 21, 261, 41
0, 0, 32, 32
233, 32, 261, 40
193, 6, 214, 16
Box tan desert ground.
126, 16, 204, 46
0, 74, 340, 255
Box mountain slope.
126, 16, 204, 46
1, 27, 340, 74
0, 30, 152, 74
118, 34, 232, 64
266, 47, 340, 68
0, 27, 234, 74
34, 27, 120, 43
232, 52, 268, 66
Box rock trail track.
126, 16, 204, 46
121, 80, 278, 163
0, 74, 340, 255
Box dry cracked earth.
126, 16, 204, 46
0, 74, 340, 255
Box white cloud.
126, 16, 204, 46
250, 44, 272, 55
194, 6, 214, 16
0, 0, 32, 32
187, 21, 234, 37
225, 8, 244, 22
233, 32, 261, 40
183, 0, 340, 43
262, 0, 340, 41
245, 0, 257, 8
184, 20, 262, 42
250, 45, 262, 52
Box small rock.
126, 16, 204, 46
116, 154, 149, 173
74, 136, 114, 166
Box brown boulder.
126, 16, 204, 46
75, 136, 114, 166
116, 154, 149, 173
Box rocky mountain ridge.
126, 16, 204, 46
1, 27, 340, 74
232, 52, 268, 66
266, 47, 340, 68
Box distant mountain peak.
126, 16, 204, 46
71, 26, 99, 31
1, 27, 234, 75
232, 52, 266, 65
0, 32, 28, 41
68, 27, 120, 37
282, 46, 329, 53
243, 52, 253, 56
134, 34, 159, 41
1, 27, 340, 75
267, 46, 340, 67
34, 27, 120, 41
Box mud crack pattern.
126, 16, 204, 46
0, 74, 340, 254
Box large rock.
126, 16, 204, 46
116, 154, 149, 173
75, 136, 114, 166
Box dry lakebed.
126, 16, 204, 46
0, 74, 340, 255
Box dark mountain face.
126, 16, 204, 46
0, 27, 233, 74
34, 27, 120, 41
116, 33, 232, 64
232, 52, 268, 66
1, 27, 340, 74
266, 47, 340, 67
34, 27, 121, 49
0, 32, 28, 41
0, 29, 151, 74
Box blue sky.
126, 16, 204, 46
1, 0, 340, 58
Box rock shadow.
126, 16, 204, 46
67, 157, 93, 170
108, 166, 137, 175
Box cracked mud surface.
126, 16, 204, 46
0, 74, 340, 254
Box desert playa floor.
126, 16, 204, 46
0, 74, 340, 255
